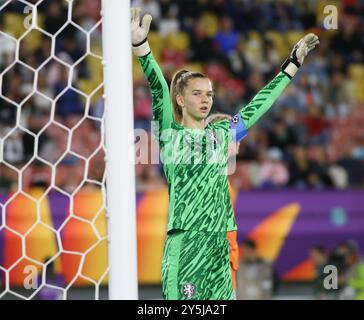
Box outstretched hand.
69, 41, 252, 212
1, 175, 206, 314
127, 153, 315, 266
131, 7, 152, 46
290, 33, 320, 66
281, 33, 319, 78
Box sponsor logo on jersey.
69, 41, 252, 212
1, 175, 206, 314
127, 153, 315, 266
209, 132, 217, 145
182, 282, 196, 299
231, 115, 239, 124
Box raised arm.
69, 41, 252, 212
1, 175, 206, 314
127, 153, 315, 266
131, 8, 173, 132
230, 33, 319, 142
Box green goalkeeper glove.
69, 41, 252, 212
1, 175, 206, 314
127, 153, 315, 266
281, 33, 320, 78
131, 7, 152, 57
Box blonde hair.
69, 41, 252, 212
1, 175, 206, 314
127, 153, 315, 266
170, 70, 208, 123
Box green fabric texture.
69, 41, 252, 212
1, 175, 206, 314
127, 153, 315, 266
138, 53, 291, 233
239, 72, 290, 130
162, 230, 233, 300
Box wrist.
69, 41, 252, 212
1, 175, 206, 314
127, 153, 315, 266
132, 40, 151, 57
280, 58, 300, 79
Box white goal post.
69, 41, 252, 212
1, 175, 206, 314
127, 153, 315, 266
102, 0, 138, 300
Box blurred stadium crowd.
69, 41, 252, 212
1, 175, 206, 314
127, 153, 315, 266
309, 240, 364, 300
0, 0, 364, 193
0, 0, 104, 194
238, 237, 364, 300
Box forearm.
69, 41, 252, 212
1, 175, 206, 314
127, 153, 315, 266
139, 52, 169, 101
131, 8, 172, 129
239, 71, 290, 130
230, 33, 319, 141
138, 52, 173, 130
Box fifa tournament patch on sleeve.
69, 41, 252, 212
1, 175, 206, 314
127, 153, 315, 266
230, 113, 247, 143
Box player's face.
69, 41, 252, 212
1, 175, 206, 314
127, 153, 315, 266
178, 78, 213, 121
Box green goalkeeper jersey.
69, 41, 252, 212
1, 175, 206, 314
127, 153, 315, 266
139, 52, 291, 233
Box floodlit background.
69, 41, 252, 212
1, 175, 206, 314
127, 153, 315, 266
0, 0, 364, 299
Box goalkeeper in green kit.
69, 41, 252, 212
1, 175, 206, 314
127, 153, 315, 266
131, 8, 319, 300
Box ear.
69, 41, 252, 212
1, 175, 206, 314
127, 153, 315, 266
176, 94, 184, 108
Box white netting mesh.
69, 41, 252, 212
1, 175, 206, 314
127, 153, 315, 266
0, 0, 108, 299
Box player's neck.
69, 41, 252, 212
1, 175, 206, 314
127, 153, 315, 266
181, 116, 205, 130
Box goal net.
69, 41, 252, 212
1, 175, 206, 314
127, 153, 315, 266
0, 0, 112, 300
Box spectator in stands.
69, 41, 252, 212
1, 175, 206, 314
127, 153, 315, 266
330, 16, 362, 64
267, 116, 299, 154
298, 0, 317, 30
41, 0, 68, 35
212, 83, 238, 115
327, 241, 361, 299
288, 145, 331, 189
280, 107, 306, 145
252, 38, 280, 78
276, 84, 306, 113
131, 0, 161, 26
177, 0, 204, 23
0, 98, 17, 137
336, 144, 364, 187
54, 67, 84, 119
38, 123, 68, 164
33, 36, 52, 68
352, 137, 364, 161
237, 239, 278, 300
213, 16, 239, 56
2, 129, 26, 167
3, 72, 26, 104
60, 36, 86, 64
301, 103, 331, 145
158, 0, 179, 37
323, 71, 354, 118
327, 164, 349, 189
296, 73, 323, 111
243, 71, 265, 103
0, 20, 16, 72
73, 0, 101, 28
230, 0, 268, 33
238, 126, 267, 162
271, 0, 302, 31
259, 147, 289, 189
227, 38, 252, 80
189, 18, 216, 63
309, 245, 329, 299
307, 144, 334, 188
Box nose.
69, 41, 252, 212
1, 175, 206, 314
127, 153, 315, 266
201, 94, 209, 103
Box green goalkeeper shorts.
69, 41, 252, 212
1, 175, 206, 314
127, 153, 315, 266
161, 229, 233, 300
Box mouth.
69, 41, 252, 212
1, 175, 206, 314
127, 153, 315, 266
200, 106, 209, 113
